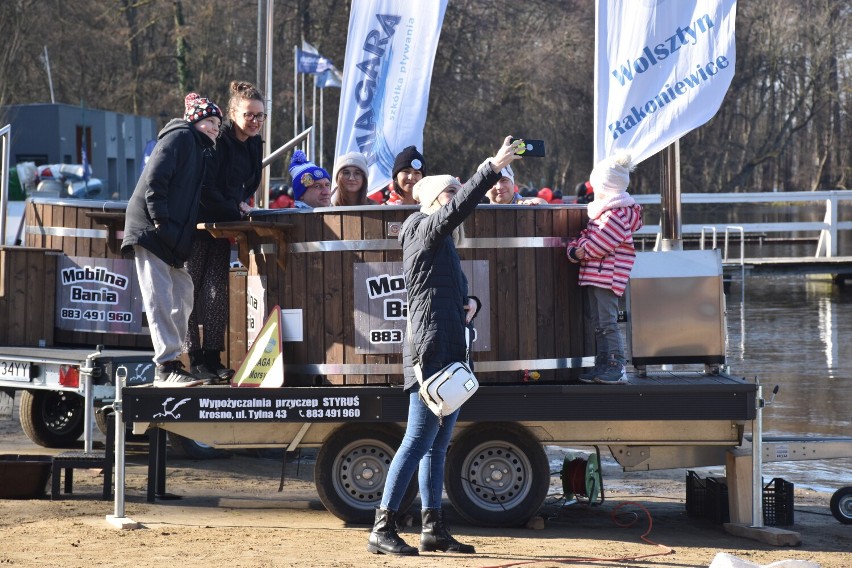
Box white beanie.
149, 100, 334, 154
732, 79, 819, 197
478, 160, 514, 184
589, 153, 634, 199
331, 151, 369, 191
413, 175, 461, 213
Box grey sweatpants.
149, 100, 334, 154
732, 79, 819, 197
134, 245, 194, 364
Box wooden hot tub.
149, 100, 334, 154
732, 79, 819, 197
230, 204, 589, 386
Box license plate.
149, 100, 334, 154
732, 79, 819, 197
0, 360, 31, 382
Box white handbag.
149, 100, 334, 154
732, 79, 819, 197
412, 326, 479, 420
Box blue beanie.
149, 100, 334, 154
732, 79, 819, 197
289, 149, 330, 200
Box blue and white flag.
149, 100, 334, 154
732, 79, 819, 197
296, 49, 335, 74
317, 68, 343, 89
334, 0, 448, 196
81, 147, 92, 181
594, 0, 736, 164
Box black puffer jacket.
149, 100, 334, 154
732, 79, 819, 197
122, 119, 215, 266
195, 124, 263, 239
400, 162, 501, 390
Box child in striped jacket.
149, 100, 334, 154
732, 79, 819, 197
567, 153, 643, 384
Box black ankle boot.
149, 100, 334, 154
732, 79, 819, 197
188, 350, 217, 382
366, 507, 418, 556
420, 508, 475, 553
203, 349, 234, 382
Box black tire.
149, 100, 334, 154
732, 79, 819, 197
168, 432, 230, 460
315, 423, 418, 524
445, 422, 550, 527
19, 390, 85, 448
830, 486, 852, 524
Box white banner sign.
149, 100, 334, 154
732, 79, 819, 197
334, 0, 448, 195
595, 0, 736, 164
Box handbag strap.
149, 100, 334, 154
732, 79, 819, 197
407, 318, 471, 385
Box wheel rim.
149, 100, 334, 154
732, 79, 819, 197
330, 438, 395, 510
458, 439, 535, 513
41, 392, 82, 435
839, 494, 852, 520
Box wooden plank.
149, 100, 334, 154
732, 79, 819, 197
7, 247, 27, 345
515, 209, 537, 368
0, 250, 9, 344
533, 208, 557, 381
227, 268, 247, 370
322, 213, 345, 385
359, 209, 389, 385
468, 208, 498, 369
495, 208, 519, 368
340, 212, 364, 385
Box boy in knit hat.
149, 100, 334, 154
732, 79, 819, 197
122, 93, 222, 387
566, 153, 643, 384
289, 149, 332, 208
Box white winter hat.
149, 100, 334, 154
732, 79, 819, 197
589, 153, 634, 198
413, 175, 461, 213
478, 160, 514, 184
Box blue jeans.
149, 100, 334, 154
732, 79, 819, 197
586, 285, 624, 358
380, 389, 460, 511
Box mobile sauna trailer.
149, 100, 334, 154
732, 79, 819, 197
120, 205, 756, 527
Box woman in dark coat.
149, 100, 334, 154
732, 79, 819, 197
367, 136, 522, 556
183, 81, 264, 383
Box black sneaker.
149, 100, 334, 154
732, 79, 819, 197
191, 362, 230, 386
154, 361, 204, 388
203, 350, 235, 383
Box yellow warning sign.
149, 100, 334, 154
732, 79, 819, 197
232, 306, 284, 388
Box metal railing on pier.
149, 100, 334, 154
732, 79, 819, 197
633, 191, 852, 258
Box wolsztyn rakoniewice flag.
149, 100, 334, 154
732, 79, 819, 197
594, 0, 736, 164
334, 0, 448, 196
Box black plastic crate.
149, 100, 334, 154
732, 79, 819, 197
706, 476, 731, 524
686, 470, 707, 518
763, 477, 795, 526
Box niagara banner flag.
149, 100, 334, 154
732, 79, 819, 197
594, 0, 736, 164
334, 0, 448, 195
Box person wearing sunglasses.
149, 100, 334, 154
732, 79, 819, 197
183, 80, 265, 384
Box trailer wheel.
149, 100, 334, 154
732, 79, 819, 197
445, 423, 550, 527
168, 433, 230, 460
830, 486, 852, 524
19, 390, 84, 448
315, 424, 418, 524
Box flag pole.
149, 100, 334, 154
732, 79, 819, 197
260, 0, 274, 209
81, 99, 88, 194
311, 75, 317, 163
319, 86, 324, 170
293, 45, 298, 140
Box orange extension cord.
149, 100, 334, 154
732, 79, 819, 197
482, 501, 675, 568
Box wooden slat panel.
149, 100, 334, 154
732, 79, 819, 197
533, 208, 557, 381
227, 268, 248, 370
340, 212, 364, 385
515, 209, 538, 367
322, 214, 345, 385
363, 209, 393, 385
0, 250, 9, 344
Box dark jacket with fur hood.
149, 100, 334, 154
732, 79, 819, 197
400, 162, 500, 391
121, 119, 214, 266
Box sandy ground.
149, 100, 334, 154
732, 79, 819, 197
0, 411, 849, 568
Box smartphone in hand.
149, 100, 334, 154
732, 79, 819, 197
513, 139, 546, 157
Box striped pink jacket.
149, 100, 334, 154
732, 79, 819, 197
573, 204, 643, 296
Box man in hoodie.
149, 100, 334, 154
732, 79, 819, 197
122, 93, 222, 387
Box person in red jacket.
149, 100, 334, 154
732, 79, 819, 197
567, 153, 643, 384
